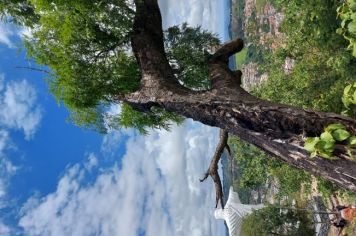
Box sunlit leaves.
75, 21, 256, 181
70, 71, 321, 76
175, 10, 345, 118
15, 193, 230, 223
337, 0, 356, 57
304, 123, 355, 159
333, 129, 351, 141
342, 82, 356, 118
112, 104, 184, 135
22, 0, 138, 109
0, 0, 39, 26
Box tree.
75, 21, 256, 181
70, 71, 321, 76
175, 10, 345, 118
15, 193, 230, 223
1, 0, 356, 196
241, 205, 315, 236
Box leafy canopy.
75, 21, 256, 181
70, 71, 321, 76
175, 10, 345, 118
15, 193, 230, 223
241, 204, 315, 236
250, 0, 356, 115
229, 136, 311, 198
336, 0, 356, 57
1, 0, 220, 133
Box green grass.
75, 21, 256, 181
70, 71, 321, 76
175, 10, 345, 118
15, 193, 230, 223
256, 0, 268, 13
234, 47, 248, 69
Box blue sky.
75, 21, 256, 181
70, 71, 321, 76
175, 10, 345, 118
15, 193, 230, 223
0, 1, 230, 235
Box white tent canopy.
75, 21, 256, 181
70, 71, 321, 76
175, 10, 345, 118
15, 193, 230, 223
214, 187, 264, 236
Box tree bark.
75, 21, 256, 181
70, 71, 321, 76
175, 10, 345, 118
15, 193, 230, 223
125, 0, 356, 191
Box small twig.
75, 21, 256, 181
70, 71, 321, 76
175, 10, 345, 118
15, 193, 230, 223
15, 66, 51, 74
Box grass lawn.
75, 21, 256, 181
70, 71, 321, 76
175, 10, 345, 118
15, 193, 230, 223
234, 47, 248, 69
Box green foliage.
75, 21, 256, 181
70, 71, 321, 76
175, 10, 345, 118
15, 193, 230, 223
229, 137, 311, 197
336, 0, 356, 57
269, 164, 312, 198
304, 123, 355, 159
342, 82, 356, 117
229, 137, 270, 189
318, 177, 356, 205
23, 0, 137, 108
241, 204, 315, 236
253, 0, 356, 114
164, 23, 220, 90
234, 47, 247, 69
113, 104, 184, 135
68, 105, 108, 133
0, 0, 39, 26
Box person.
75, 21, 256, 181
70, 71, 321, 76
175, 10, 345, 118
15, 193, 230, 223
338, 205, 356, 222
331, 218, 347, 236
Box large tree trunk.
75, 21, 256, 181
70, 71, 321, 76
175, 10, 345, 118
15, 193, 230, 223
125, 0, 356, 191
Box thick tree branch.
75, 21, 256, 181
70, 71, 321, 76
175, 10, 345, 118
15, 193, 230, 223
210, 38, 244, 63
209, 39, 246, 92
200, 129, 229, 208
132, 0, 180, 88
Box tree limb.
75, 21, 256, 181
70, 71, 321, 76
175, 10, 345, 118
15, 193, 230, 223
210, 38, 244, 63
209, 39, 245, 92
200, 129, 229, 208
15, 66, 50, 74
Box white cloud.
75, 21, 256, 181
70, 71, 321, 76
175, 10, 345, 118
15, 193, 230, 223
0, 22, 15, 48
0, 78, 42, 140
0, 74, 4, 91
84, 153, 98, 171
0, 22, 32, 47
17, 27, 32, 39
0, 222, 11, 236
0, 72, 42, 236
158, 0, 230, 41
0, 76, 41, 228
0, 130, 17, 236
101, 129, 134, 157
19, 121, 225, 236
101, 104, 135, 156
0, 130, 16, 200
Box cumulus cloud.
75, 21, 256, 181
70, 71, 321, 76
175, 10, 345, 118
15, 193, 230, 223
0, 130, 18, 207
0, 22, 15, 48
17, 27, 32, 39
0, 77, 41, 235
158, 0, 230, 41
101, 128, 134, 157
0, 130, 17, 236
0, 21, 33, 48
0, 222, 11, 236
19, 121, 225, 236
0, 130, 17, 201
101, 104, 134, 157
84, 153, 98, 171
0, 74, 4, 91
0, 78, 42, 140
